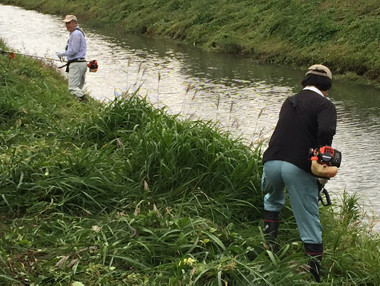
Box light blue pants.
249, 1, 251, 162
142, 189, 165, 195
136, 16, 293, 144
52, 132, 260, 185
68, 61, 87, 98
262, 160, 322, 244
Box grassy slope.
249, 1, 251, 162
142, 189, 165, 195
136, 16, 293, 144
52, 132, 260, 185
0, 41, 262, 284
1, 0, 380, 86
1, 38, 380, 285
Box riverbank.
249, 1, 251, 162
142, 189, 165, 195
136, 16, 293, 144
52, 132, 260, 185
1, 0, 379, 88
1, 38, 380, 284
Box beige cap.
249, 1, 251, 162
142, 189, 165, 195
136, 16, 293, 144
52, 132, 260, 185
63, 15, 77, 23
305, 64, 332, 80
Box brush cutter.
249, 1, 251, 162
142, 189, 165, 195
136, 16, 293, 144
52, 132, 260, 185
309, 146, 342, 206
0, 48, 98, 73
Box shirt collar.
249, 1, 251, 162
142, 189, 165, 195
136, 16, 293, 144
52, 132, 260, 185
303, 85, 324, 97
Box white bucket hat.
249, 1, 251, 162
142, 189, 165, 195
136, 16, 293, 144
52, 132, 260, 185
306, 64, 332, 80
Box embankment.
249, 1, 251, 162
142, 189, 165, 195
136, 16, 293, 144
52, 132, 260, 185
2, 0, 380, 87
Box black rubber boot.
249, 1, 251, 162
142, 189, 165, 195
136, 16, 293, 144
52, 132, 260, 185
263, 210, 280, 249
304, 243, 323, 283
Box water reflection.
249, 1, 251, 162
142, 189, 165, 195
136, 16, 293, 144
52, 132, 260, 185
1, 4, 380, 230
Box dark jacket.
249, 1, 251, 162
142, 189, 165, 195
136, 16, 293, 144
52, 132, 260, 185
262, 89, 337, 173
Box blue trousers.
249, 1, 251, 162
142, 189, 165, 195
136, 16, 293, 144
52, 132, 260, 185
262, 160, 322, 244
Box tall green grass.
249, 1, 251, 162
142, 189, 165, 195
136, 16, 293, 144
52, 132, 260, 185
0, 89, 263, 220
1, 40, 379, 285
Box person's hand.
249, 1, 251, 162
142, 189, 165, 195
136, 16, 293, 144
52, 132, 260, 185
56, 52, 63, 62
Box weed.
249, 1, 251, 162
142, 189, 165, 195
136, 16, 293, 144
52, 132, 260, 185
1, 34, 379, 284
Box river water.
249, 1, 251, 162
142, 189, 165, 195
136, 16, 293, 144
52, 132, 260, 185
1, 4, 380, 231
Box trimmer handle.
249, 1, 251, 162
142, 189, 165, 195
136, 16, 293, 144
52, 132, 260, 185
318, 188, 332, 206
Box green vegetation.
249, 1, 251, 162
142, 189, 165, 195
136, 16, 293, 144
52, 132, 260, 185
1, 0, 380, 86
1, 39, 380, 285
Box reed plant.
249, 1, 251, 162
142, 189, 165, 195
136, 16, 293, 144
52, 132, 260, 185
1, 41, 379, 285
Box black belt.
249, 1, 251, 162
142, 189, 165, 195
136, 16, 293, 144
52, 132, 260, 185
59, 58, 87, 72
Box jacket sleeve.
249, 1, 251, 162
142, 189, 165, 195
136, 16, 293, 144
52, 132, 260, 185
317, 100, 337, 146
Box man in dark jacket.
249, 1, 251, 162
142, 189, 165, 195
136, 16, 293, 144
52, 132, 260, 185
261, 64, 337, 282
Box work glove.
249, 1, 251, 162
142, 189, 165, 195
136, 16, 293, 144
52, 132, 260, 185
311, 160, 338, 179
56, 52, 64, 62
